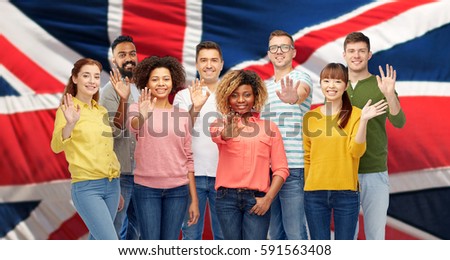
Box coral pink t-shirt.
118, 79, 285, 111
210, 114, 289, 193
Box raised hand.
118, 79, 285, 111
276, 75, 300, 104
221, 112, 244, 140
189, 78, 210, 111
110, 68, 131, 100
61, 93, 81, 125
361, 99, 388, 121
138, 87, 156, 121
376, 64, 396, 97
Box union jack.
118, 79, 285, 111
1, 0, 449, 240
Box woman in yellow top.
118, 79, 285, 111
302, 63, 387, 240
51, 58, 121, 240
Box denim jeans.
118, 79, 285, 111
114, 174, 139, 240
71, 178, 120, 240
268, 168, 308, 240
182, 176, 223, 240
305, 190, 360, 240
356, 171, 390, 240
133, 183, 189, 240
215, 188, 270, 240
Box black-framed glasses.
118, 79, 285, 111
268, 44, 293, 54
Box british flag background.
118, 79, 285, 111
1, 0, 450, 240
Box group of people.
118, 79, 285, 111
50, 30, 405, 240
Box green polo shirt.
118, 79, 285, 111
347, 75, 406, 173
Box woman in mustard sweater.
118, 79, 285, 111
302, 63, 387, 240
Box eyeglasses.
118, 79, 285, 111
268, 44, 293, 54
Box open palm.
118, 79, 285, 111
376, 64, 396, 96
61, 93, 81, 124
276, 75, 300, 104
138, 87, 156, 120
110, 68, 131, 100
361, 99, 388, 121
189, 78, 210, 109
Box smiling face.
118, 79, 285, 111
319, 64, 348, 103
196, 48, 223, 85
268, 35, 296, 70
320, 77, 347, 103
228, 84, 255, 114
112, 41, 138, 78
72, 64, 101, 100
343, 41, 372, 74
147, 67, 172, 99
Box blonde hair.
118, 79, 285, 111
215, 70, 268, 115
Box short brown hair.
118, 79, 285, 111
344, 32, 370, 51
268, 30, 294, 46
196, 41, 223, 61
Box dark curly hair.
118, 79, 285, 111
133, 56, 186, 94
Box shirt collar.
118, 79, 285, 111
242, 112, 260, 122
72, 97, 99, 109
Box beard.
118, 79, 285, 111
118, 61, 136, 79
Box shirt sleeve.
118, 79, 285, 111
269, 121, 289, 181
50, 108, 71, 153
173, 89, 191, 111
348, 114, 366, 158
302, 115, 311, 180
99, 83, 120, 113
127, 103, 140, 134
183, 116, 195, 172
388, 108, 406, 128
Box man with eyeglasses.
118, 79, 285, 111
261, 29, 312, 240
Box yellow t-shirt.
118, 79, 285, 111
51, 98, 120, 183
302, 106, 366, 191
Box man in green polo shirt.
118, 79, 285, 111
343, 32, 406, 240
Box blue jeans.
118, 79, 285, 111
215, 188, 270, 240
305, 190, 360, 240
133, 183, 189, 240
182, 176, 223, 240
114, 174, 139, 240
356, 171, 390, 240
71, 178, 120, 240
268, 168, 308, 240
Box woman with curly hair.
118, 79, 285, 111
210, 70, 289, 240
127, 56, 199, 240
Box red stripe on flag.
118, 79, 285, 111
48, 213, 88, 240
0, 110, 70, 186
0, 35, 64, 94
388, 96, 450, 174
247, 0, 436, 79
122, 1, 187, 63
